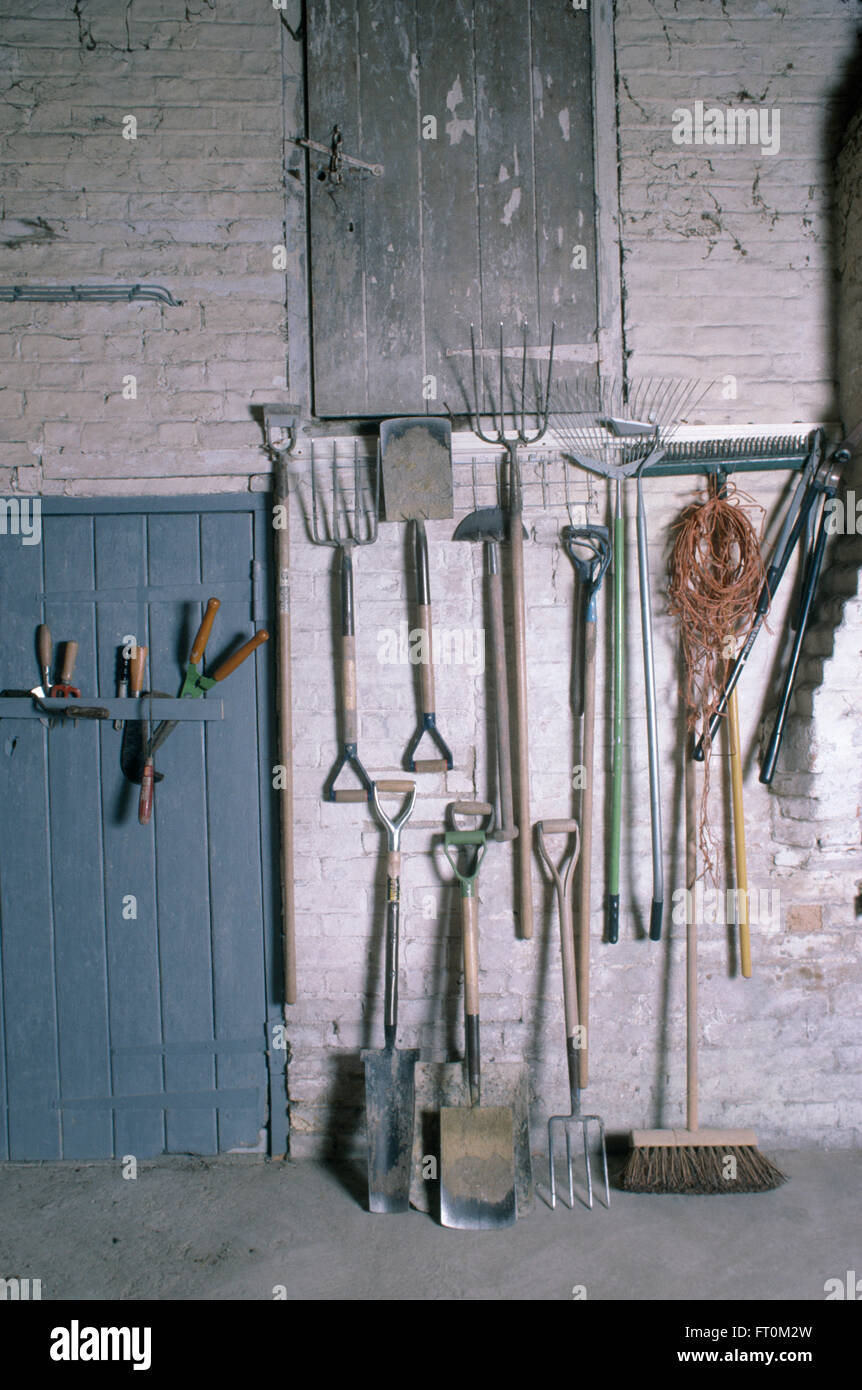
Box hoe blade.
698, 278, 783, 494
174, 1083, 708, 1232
439, 1104, 516, 1230
362, 1046, 419, 1213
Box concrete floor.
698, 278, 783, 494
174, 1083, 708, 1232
0, 1150, 858, 1300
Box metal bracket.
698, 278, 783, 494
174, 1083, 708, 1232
297, 126, 384, 183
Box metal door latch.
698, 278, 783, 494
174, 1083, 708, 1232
297, 125, 383, 183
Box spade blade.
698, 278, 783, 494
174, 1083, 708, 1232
361, 1045, 419, 1213
439, 1103, 516, 1230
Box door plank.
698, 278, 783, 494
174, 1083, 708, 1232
95, 513, 165, 1157
416, 0, 482, 415
531, 0, 597, 349
355, 0, 424, 415
0, 534, 61, 1158
43, 515, 114, 1158
201, 512, 269, 1150
146, 514, 218, 1155
307, 0, 369, 414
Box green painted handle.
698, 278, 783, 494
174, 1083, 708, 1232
609, 510, 624, 932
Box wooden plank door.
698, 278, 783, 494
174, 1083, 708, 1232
0, 498, 282, 1160
305, 0, 598, 417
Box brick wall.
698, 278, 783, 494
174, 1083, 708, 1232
1, 0, 860, 1156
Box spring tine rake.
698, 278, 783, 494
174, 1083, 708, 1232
310, 439, 380, 801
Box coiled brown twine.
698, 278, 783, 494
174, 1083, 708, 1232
667, 477, 766, 876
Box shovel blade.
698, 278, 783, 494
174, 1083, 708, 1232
361, 1046, 419, 1213
379, 418, 453, 522
439, 1104, 516, 1230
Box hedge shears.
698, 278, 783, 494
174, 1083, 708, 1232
139, 598, 269, 823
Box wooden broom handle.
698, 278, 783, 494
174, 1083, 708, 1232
727, 687, 752, 979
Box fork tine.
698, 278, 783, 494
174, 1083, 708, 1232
583, 1121, 593, 1210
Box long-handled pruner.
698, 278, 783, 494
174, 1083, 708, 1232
693, 430, 827, 760
138, 598, 268, 823
760, 442, 849, 783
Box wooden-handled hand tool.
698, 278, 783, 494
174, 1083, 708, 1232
139, 601, 268, 825
31, 623, 53, 699
50, 640, 80, 698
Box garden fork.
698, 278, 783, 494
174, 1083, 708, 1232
536, 819, 610, 1210
310, 439, 380, 802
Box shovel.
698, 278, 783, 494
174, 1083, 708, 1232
361, 779, 420, 1213
379, 417, 454, 773
438, 801, 517, 1229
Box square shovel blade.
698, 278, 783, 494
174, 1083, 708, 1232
439, 1104, 516, 1230
379, 417, 453, 522
361, 1046, 420, 1213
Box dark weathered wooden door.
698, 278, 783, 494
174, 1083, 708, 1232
0, 497, 285, 1160
306, 0, 597, 417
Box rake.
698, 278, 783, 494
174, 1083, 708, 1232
310, 439, 380, 802
550, 377, 710, 942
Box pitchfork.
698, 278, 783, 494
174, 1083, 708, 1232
310, 439, 380, 802
465, 321, 556, 941
536, 819, 610, 1210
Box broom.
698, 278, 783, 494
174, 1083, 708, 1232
620, 748, 785, 1192
621, 477, 785, 1193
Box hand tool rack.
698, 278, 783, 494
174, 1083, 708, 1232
292, 430, 817, 526
0, 698, 224, 722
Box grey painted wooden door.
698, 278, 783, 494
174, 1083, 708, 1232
306, 0, 597, 417
0, 498, 285, 1160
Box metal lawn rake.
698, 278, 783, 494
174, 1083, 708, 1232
550, 376, 710, 943
466, 321, 556, 940
310, 439, 380, 802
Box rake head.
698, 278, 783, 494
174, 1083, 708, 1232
551, 376, 712, 478
310, 439, 380, 548
548, 1109, 610, 1211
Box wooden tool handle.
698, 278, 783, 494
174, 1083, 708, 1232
461, 892, 480, 1018
540, 818, 580, 835
509, 521, 533, 938
453, 801, 493, 817
577, 620, 598, 1087
211, 629, 269, 681
418, 603, 435, 712
129, 645, 147, 698
37, 624, 52, 676
685, 743, 698, 1134
341, 634, 358, 743
413, 757, 447, 773
376, 780, 415, 794
58, 640, 78, 684
488, 559, 516, 839
139, 758, 155, 824
190, 597, 220, 665
727, 686, 752, 979
333, 788, 368, 803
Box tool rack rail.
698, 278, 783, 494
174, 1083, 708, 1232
0, 698, 225, 720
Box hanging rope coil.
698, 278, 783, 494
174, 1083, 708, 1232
667, 477, 766, 874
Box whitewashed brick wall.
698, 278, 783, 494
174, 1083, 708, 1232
1, 0, 859, 1156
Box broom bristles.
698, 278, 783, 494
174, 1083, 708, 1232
620, 1142, 786, 1194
